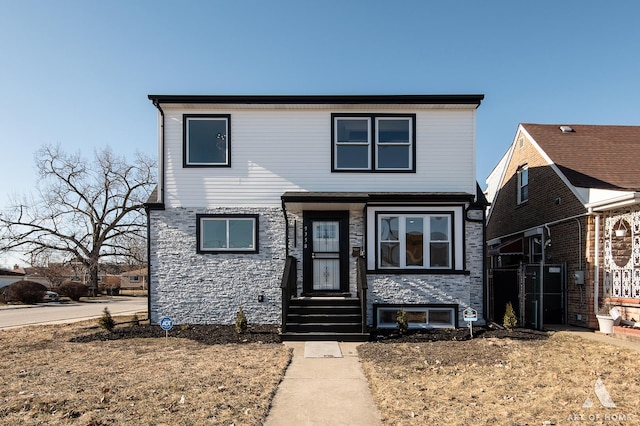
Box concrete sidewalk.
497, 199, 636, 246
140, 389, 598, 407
264, 341, 382, 426
548, 325, 640, 353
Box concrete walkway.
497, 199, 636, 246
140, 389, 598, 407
548, 325, 640, 353
264, 341, 382, 426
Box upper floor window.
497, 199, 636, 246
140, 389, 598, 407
196, 214, 259, 253
184, 115, 231, 167
517, 165, 528, 204
377, 213, 451, 269
332, 114, 415, 172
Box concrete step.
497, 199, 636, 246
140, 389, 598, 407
280, 332, 370, 342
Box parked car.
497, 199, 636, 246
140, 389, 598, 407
43, 291, 59, 302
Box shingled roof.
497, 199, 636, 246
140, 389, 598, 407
522, 124, 640, 191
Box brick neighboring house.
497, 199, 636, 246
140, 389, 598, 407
120, 268, 147, 290
486, 123, 640, 329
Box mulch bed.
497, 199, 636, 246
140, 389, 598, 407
69, 324, 282, 345
69, 323, 549, 345
371, 326, 550, 342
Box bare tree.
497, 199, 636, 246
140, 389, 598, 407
0, 144, 156, 295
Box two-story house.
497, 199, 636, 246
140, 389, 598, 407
486, 123, 640, 331
146, 94, 486, 340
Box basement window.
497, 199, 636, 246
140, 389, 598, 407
374, 304, 457, 329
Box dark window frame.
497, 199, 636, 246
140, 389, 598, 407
331, 113, 416, 173
196, 214, 259, 254
373, 303, 459, 329
183, 114, 231, 168
374, 210, 456, 272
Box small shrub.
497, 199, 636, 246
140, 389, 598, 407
98, 279, 121, 296
98, 308, 116, 332
396, 308, 408, 334
130, 314, 140, 327
503, 301, 518, 329
58, 281, 89, 301
235, 307, 248, 334
5, 281, 47, 304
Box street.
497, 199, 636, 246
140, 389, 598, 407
0, 297, 148, 329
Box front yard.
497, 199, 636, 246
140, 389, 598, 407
1, 318, 638, 425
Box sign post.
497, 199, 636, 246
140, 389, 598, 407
462, 307, 478, 338
159, 316, 173, 340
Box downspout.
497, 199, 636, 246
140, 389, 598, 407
594, 212, 600, 316
152, 99, 165, 205
149, 99, 165, 324
465, 205, 486, 320
539, 231, 545, 329
281, 199, 289, 257
145, 204, 152, 323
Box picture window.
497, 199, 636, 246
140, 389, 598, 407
184, 115, 231, 167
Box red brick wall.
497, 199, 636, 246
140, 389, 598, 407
488, 129, 597, 327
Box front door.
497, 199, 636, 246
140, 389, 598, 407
303, 211, 349, 294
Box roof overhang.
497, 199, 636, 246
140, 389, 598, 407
148, 94, 484, 108
281, 191, 476, 211
487, 237, 524, 256
584, 190, 640, 212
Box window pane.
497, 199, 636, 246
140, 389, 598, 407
380, 242, 400, 267
337, 119, 369, 142
430, 242, 450, 267
377, 145, 409, 169
428, 310, 452, 325
406, 311, 427, 324
202, 220, 227, 248
188, 119, 228, 164
406, 217, 423, 266
430, 216, 449, 240
336, 145, 369, 169
378, 119, 409, 143
380, 217, 399, 241
228, 219, 254, 249
379, 309, 396, 325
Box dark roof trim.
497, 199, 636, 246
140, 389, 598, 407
148, 94, 484, 107
281, 192, 475, 204
281, 192, 369, 203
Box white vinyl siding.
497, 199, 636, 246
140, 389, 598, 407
160, 106, 477, 208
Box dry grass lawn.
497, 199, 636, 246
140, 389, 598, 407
0, 317, 291, 425
4, 318, 639, 426
358, 332, 640, 425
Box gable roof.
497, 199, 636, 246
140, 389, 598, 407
522, 124, 640, 191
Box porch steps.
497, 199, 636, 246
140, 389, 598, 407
281, 298, 369, 342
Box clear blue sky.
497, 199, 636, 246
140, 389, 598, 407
1, 0, 639, 266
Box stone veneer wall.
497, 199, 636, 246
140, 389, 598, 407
149, 207, 286, 325
367, 210, 485, 328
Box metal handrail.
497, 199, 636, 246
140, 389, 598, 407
356, 256, 368, 333
280, 256, 297, 333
